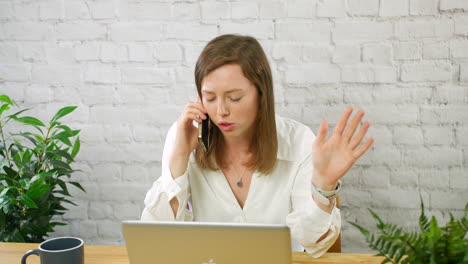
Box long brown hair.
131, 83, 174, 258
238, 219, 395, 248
194, 34, 278, 175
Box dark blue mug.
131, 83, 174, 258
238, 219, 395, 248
21, 237, 84, 264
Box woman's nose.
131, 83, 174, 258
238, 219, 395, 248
217, 101, 229, 116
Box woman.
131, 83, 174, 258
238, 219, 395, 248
141, 34, 374, 257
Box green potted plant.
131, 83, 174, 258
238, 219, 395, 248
0, 94, 85, 242
350, 199, 468, 264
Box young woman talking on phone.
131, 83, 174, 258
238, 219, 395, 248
141, 34, 374, 257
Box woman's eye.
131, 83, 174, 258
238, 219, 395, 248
230, 97, 242, 102
205, 98, 215, 102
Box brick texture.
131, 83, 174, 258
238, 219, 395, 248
0, 0, 466, 253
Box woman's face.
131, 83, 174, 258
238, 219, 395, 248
201, 63, 260, 140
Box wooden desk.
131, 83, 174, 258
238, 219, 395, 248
0, 242, 384, 264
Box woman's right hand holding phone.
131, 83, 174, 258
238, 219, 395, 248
169, 99, 207, 179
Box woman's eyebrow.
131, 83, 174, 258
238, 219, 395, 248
201, 88, 243, 94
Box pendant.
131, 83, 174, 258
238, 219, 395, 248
237, 181, 243, 188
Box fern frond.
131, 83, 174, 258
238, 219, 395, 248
350, 201, 468, 264
348, 221, 398, 264
349, 222, 370, 238
368, 208, 385, 228
419, 198, 430, 233
460, 211, 468, 233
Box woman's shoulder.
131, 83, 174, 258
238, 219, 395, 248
275, 115, 315, 140
275, 115, 315, 162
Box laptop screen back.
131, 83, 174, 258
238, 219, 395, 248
122, 221, 291, 264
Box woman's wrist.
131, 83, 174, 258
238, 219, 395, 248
311, 180, 341, 206
312, 172, 339, 191
316, 182, 338, 191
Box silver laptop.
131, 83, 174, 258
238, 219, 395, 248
122, 220, 292, 264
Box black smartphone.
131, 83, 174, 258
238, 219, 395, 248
198, 116, 210, 152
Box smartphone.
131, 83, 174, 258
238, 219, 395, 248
198, 116, 210, 152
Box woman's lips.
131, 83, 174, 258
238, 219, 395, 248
218, 122, 235, 131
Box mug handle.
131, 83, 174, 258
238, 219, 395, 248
21, 249, 40, 264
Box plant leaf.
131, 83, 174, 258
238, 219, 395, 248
55, 168, 75, 177
69, 181, 85, 192
20, 194, 38, 208
419, 196, 430, 233
368, 208, 385, 227
7, 108, 30, 119
13, 116, 46, 127
22, 149, 33, 163
54, 204, 68, 211
0, 210, 5, 230
0, 173, 8, 181
57, 180, 70, 196
3, 166, 18, 178
46, 150, 74, 162
62, 198, 77, 206
10, 229, 25, 242
52, 124, 72, 137
28, 174, 46, 190
0, 104, 10, 116
0, 187, 12, 197
49, 222, 67, 227
30, 172, 54, 184
51, 106, 77, 123
349, 221, 370, 238
71, 136, 80, 158
22, 222, 49, 237
27, 184, 51, 199
11, 132, 39, 145
52, 130, 80, 140
50, 160, 72, 171
54, 134, 72, 147
0, 95, 13, 105
19, 178, 29, 189
54, 168, 83, 176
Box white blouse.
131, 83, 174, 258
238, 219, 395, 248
141, 115, 341, 258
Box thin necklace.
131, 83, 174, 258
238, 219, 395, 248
236, 167, 248, 188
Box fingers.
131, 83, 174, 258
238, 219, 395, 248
183, 102, 207, 124
349, 121, 370, 150
343, 110, 365, 141
315, 120, 328, 144
186, 110, 206, 123
353, 137, 374, 160
333, 106, 353, 136
186, 113, 203, 123
186, 102, 207, 115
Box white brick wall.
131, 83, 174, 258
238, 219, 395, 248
380, 0, 409, 17
348, 0, 380, 16
317, 0, 346, 18
1, 0, 466, 253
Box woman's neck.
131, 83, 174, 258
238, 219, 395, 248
219, 124, 256, 166
224, 137, 250, 152
220, 137, 254, 167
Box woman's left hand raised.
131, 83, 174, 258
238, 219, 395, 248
312, 107, 374, 191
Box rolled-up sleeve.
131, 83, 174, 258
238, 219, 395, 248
141, 122, 193, 222
286, 149, 341, 257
